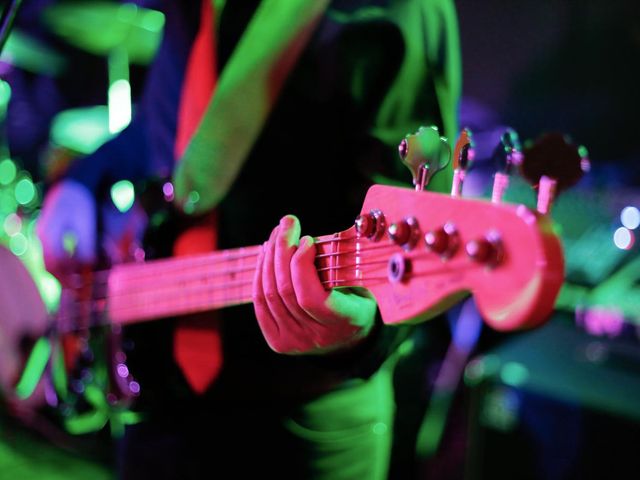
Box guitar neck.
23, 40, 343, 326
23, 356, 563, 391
63, 184, 564, 332
107, 229, 363, 325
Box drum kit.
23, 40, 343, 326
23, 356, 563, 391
0, 1, 164, 419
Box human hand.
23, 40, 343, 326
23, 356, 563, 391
36, 179, 97, 281
253, 215, 377, 354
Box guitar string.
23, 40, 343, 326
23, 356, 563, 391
54, 263, 463, 333
63, 258, 395, 309
64, 238, 400, 290
108, 252, 397, 302
53, 251, 404, 326
54, 232, 450, 329
54, 271, 389, 331
107, 251, 462, 306
82, 248, 263, 283
67, 252, 415, 314
57, 247, 448, 323
56, 254, 471, 330
83, 234, 358, 282
54, 277, 392, 333
104, 277, 392, 323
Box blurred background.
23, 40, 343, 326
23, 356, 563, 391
0, 0, 638, 478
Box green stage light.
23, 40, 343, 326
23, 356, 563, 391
110, 180, 135, 213
0, 158, 16, 185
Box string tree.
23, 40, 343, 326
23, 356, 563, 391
491, 127, 523, 203
451, 127, 475, 197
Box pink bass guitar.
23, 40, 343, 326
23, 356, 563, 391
3, 127, 578, 408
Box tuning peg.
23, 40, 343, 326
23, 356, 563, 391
491, 128, 523, 203
451, 128, 475, 197
399, 125, 450, 191
520, 132, 590, 214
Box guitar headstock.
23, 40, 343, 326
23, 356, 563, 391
315, 127, 573, 331
344, 185, 564, 331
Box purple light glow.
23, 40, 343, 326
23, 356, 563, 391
577, 306, 625, 338
162, 181, 174, 201
116, 363, 130, 378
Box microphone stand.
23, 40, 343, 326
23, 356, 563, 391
0, 0, 24, 54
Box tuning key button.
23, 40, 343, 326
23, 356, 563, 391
355, 209, 386, 240
398, 138, 409, 160
388, 222, 410, 245
424, 222, 459, 258
465, 233, 503, 267
355, 214, 374, 236
388, 253, 411, 283
388, 217, 420, 249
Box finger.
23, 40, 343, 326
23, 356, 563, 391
261, 224, 305, 351
274, 216, 318, 324
252, 241, 282, 349
290, 236, 361, 350
326, 288, 378, 330
291, 236, 335, 319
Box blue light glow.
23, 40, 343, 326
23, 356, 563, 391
613, 227, 634, 250
621, 206, 640, 230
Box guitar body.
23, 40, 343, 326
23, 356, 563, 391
0, 245, 48, 409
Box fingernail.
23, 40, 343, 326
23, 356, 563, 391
280, 215, 294, 228
300, 236, 314, 248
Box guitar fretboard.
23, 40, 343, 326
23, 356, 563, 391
106, 230, 372, 324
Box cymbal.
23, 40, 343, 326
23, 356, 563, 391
49, 105, 115, 155
0, 28, 67, 76
42, 1, 164, 65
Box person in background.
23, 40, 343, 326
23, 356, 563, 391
36, 0, 461, 478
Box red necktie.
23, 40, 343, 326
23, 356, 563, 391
172, 0, 222, 395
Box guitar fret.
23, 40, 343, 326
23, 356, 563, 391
329, 235, 337, 288
355, 236, 363, 282
107, 245, 261, 324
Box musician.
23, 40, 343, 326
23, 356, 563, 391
36, 0, 461, 478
